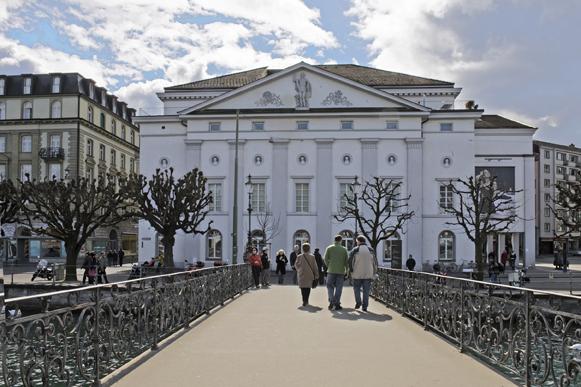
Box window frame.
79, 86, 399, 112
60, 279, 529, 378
51, 100, 62, 119
0, 136, 5, 152
87, 139, 94, 157
20, 135, 32, 153
208, 182, 223, 212
20, 163, 32, 181
22, 101, 33, 119
438, 230, 455, 262
440, 123, 453, 132
340, 120, 354, 130
383, 232, 402, 263
110, 148, 116, 166
439, 183, 454, 211
295, 182, 310, 213
207, 229, 223, 260
23, 77, 32, 94
544, 150, 550, 159
209, 122, 221, 131
120, 154, 126, 170
386, 120, 399, 130
250, 182, 267, 213
87, 106, 94, 123
99, 144, 106, 161
52, 76, 61, 93
296, 120, 309, 130
0, 79, 4, 95
251, 121, 265, 131
0, 101, 5, 120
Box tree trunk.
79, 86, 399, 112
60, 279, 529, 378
162, 234, 175, 268
64, 240, 80, 282
474, 238, 484, 281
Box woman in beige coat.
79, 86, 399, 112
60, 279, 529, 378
295, 243, 319, 306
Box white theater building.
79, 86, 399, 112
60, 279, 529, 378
135, 62, 536, 269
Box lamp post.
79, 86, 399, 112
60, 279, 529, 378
245, 174, 254, 251
352, 176, 361, 240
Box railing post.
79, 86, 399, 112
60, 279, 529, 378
524, 290, 531, 387
93, 286, 101, 387
151, 280, 159, 350
459, 281, 464, 353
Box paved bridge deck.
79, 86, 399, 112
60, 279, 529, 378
108, 285, 513, 387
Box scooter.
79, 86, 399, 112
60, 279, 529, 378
31, 259, 54, 281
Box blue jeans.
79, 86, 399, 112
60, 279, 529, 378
353, 278, 372, 308
326, 273, 345, 306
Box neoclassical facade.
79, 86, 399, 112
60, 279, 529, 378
136, 63, 536, 269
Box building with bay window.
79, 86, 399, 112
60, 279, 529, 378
136, 62, 536, 269
0, 73, 140, 263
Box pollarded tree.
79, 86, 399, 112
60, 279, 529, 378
20, 176, 132, 281
552, 182, 581, 240
0, 179, 23, 234
334, 177, 414, 256
128, 168, 213, 267
441, 171, 520, 279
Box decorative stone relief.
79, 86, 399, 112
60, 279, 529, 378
255, 91, 283, 107
322, 90, 352, 106
293, 72, 312, 108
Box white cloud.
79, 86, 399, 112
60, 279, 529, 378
498, 110, 558, 129
115, 78, 171, 115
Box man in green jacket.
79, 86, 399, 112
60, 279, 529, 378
324, 235, 349, 310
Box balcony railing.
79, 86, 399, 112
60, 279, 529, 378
38, 147, 65, 161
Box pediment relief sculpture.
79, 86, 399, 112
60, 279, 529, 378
255, 91, 283, 107
322, 90, 352, 107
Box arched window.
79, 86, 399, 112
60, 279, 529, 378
22, 101, 33, 119
99, 112, 105, 128
88, 106, 94, 123
438, 230, 455, 261
207, 229, 222, 260
251, 229, 266, 252
51, 100, 61, 118
340, 230, 354, 251
293, 230, 310, 250
0, 102, 5, 120
383, 232, 402, 263
121, 126, 126, 140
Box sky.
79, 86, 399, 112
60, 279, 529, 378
0, 0, 579, 144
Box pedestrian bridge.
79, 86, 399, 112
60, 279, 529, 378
1, 265, 580, 386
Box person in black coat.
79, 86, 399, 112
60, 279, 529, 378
118, 248, 125, 267
289, 245, 299, 284
275, 249, 288, 284
314, 248, 326, 285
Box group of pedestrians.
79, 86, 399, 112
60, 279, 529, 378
81, 251, 109, 285
248, 247, 272, 288
106, 249, 125, 267
296, 234, 377, 311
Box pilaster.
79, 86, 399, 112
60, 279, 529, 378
405, 138, 423, 265
316, 139, 334, 245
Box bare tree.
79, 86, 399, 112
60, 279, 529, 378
128, 168, 212, 267
0, 179, 23, 234
334, 177, 414, 256
255, 204, 281, 248
441, 172, 520, 279
20, 176, 131, 281
552, 182, 581, 239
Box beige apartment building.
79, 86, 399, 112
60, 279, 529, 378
0, 73, 139, 263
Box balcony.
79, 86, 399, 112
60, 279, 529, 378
39, 147, 65, 161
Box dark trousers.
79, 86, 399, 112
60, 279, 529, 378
252, 266, 261, 287
97, 269, 108, 284
300, 288, 311, 305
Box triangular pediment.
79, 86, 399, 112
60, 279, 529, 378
179, 63, 428, 114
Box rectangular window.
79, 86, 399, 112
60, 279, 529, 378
295, 183, 310, 213
0, 164, 6, 180
87, 139, 94, 157
544, 223, 550, 232
0, 136, 5, 152
23, 77, 31, 94
557, 166, 565, 175
99, 144, 106, 161
340, 120, 353, 130
571, 155, 578, 163
296, 120, 309, 130
544, 207, 551, 217
101, 90, 107, 106
130, 130, 135, 145
121, 126, 126, 140
48, 163, 61, 180
386, 120, 399, 130
440, 123, 453, 132
545, 150, 550, 159
545, 193, 551, 203
439, 183, 453, 210
120, 154, 126, 170
110, 149, 116, 166
22, 102, 32, 119
251, 121, 265, 131
0, 102, 5, 120
85, 167, 93, 181
52, 76, 61, 93
0, 79, 4, 95
544, 164, 550, 174
208, 183, 222, 212
130, 158, 135, 173
89, 83, 95, 99
339, 182, 354, 211
251, 183, 266, 213
571, 168, 577, 176
209, 122, 221, 131
20, 163, 32, 181
21, 135, 32, 152
557, 152, 565, 161
544, 179, 551, 187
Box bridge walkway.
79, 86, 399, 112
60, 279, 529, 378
108, 285, 513, 387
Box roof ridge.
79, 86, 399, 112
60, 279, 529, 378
167, 67, 268, 89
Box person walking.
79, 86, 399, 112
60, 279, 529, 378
295, 243, 319, 306
314, 248, 326, 285
97, 253, 109, 284
87, 253, 98, 285
290, 245, 299, 285
405, 254, 416, 271
82, 252, 93, 285
118, 248, 125, 267
349, 236, 378, 312
248, 247, 262, 288
260, 247, 271, 287
275, 249, 288, 284
324, 235, 349, 311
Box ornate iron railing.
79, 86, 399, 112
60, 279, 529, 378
371, 268, 581, 386
0, 264, 252, 386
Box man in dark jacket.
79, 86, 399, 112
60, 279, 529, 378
289, 245, 299, 284
405, 254, 416, 271
314, 248, 326, 285
118, 248, 125, 267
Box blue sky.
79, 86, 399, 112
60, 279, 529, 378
0, 0, 579, 144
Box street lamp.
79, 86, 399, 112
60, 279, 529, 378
245, 174, 254, 251
352, 176, 361, 240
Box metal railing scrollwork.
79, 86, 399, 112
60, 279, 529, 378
371, 268, 581, 386
0, 264, 253, 386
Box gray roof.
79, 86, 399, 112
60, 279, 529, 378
534, 140, 581, 153
475, 115, 536, 129
166, 64, 454, 91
